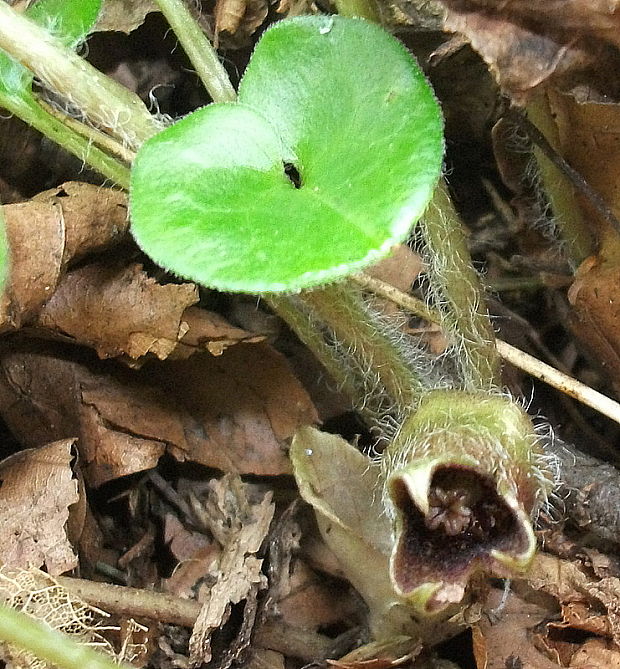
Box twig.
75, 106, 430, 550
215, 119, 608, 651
495, 340, 620, 425
56, 577, 200, 627
56, 578, 348, 662
355, 273, 620, 426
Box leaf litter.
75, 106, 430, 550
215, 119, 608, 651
4, 1, 620, 668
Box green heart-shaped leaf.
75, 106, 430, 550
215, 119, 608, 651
0, 0, 101, 100
130, 15, 443, 293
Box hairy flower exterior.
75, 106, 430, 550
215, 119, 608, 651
382, 389, 553, 615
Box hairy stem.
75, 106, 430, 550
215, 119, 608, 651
0, 1, 160, 150
0, 93, 130, 187
154, 0, 237, 104
300, 280, 427, 415
0, 605, 127, 669
420, 180, 500, 390
266, 294, 360, 402
38, 99, 136, 165
526, 93, 593, 266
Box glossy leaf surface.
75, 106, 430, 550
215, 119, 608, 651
130, 15, 444, 293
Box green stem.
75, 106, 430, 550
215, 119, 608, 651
0, 1, 159, 150
154, 0, 237, 104
39, 99, 136, 166
526, 94, 593, 266
266, 294, 361, 402
421, 180, 500, 390
300, 280, 427, 415
1, 93, 131, 188
333, 0, 380, 21
0, 605, 128, 669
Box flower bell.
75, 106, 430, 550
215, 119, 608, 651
382, 389, 553, 615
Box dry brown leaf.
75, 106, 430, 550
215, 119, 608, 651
527, 552, 620, 643
171, 306, 266, 358
366, 245, 424, 293
163, 513, 212, 564
471, 585, 561, 669
165, 543, 219, 600
549, 92, 620, 236
568, 254, 620, 393
147, 344, 317, 474
34, 259, 263, 361
442, 0, 620, 42
569, 638, 620, 667
0, 439, 79, 575
1, 184, 238, 365
214, 0, 268, 46
36, 261, 198, 360
95, 0, 158, 33
0, 182, 127, 330
189, 474, 274, 666
277, 559, 356, 630
0, 340, 316, 486
245, 648, 286, 669
435, 0, 620, 103
76, 502, 119, 578
545, 95, 620, 390
556, 601, 610, 638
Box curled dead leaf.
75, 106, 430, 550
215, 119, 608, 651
528, 552, 620, 645
36, 261, 198, 360
0, 183, 127, 330
472, 584, 561, 669
214, 0, 268, 46
436, 0, 620, 102
94, 0, 158, 33
0, 439, 79, 575
568, 254, 620, 395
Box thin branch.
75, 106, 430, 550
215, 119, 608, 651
356, 273, 620, 426
495, 340, 620, 425
56, 577, 200, 627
